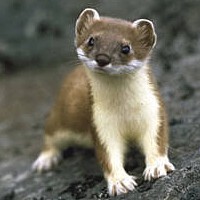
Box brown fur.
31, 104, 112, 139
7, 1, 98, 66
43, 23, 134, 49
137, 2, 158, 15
45, 66, 92, 135
146, 68, 168, 155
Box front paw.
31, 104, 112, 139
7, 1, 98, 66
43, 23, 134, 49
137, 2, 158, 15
143, 156, 175, 181
107, 175, 137, 196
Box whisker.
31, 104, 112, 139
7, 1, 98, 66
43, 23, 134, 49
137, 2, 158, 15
64, 59, 82, 67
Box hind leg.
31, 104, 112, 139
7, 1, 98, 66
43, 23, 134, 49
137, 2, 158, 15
32, 130, 68, 173
32, 146, 61, 173
32, 129, 92, 172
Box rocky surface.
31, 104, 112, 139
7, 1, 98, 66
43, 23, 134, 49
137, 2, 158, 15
0, 0, 200, 200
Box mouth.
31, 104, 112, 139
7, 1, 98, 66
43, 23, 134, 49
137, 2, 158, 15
87, 64, 138, 76
81, 58, 144, 75
91, 64, 120, 75
93, 66, 109, 73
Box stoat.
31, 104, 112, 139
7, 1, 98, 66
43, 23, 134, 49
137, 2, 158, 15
33, 8, 175, 196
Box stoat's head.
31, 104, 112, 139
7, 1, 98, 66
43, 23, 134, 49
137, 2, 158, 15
75, 8, 156, 75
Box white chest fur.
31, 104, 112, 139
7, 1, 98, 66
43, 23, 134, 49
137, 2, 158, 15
87, 65, 160, 144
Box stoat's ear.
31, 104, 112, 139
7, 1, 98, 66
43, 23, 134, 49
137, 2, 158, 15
132, 19, 157, 50
75, 8, 100, 37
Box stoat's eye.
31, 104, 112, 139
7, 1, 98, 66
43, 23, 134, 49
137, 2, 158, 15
121, 45, 131, 54
87, 37, 95, 47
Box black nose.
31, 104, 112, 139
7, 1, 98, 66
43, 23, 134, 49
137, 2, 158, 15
95, 54, 111, 67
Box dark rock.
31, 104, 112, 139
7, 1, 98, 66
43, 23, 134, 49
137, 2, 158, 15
2, 190, 15, 200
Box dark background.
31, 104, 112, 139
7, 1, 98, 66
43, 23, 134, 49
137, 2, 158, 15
0, 0, 200, 200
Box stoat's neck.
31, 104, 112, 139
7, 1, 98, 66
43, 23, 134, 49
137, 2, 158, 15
85, 65, 153, 108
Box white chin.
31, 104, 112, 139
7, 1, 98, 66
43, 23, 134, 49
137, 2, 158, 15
87, 64, 141, 75
81, 59, 144, 75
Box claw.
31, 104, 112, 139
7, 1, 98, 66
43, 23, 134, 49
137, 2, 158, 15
143, 157, 175, 181
32, 150, 61, 173
108, 175, 137, 196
